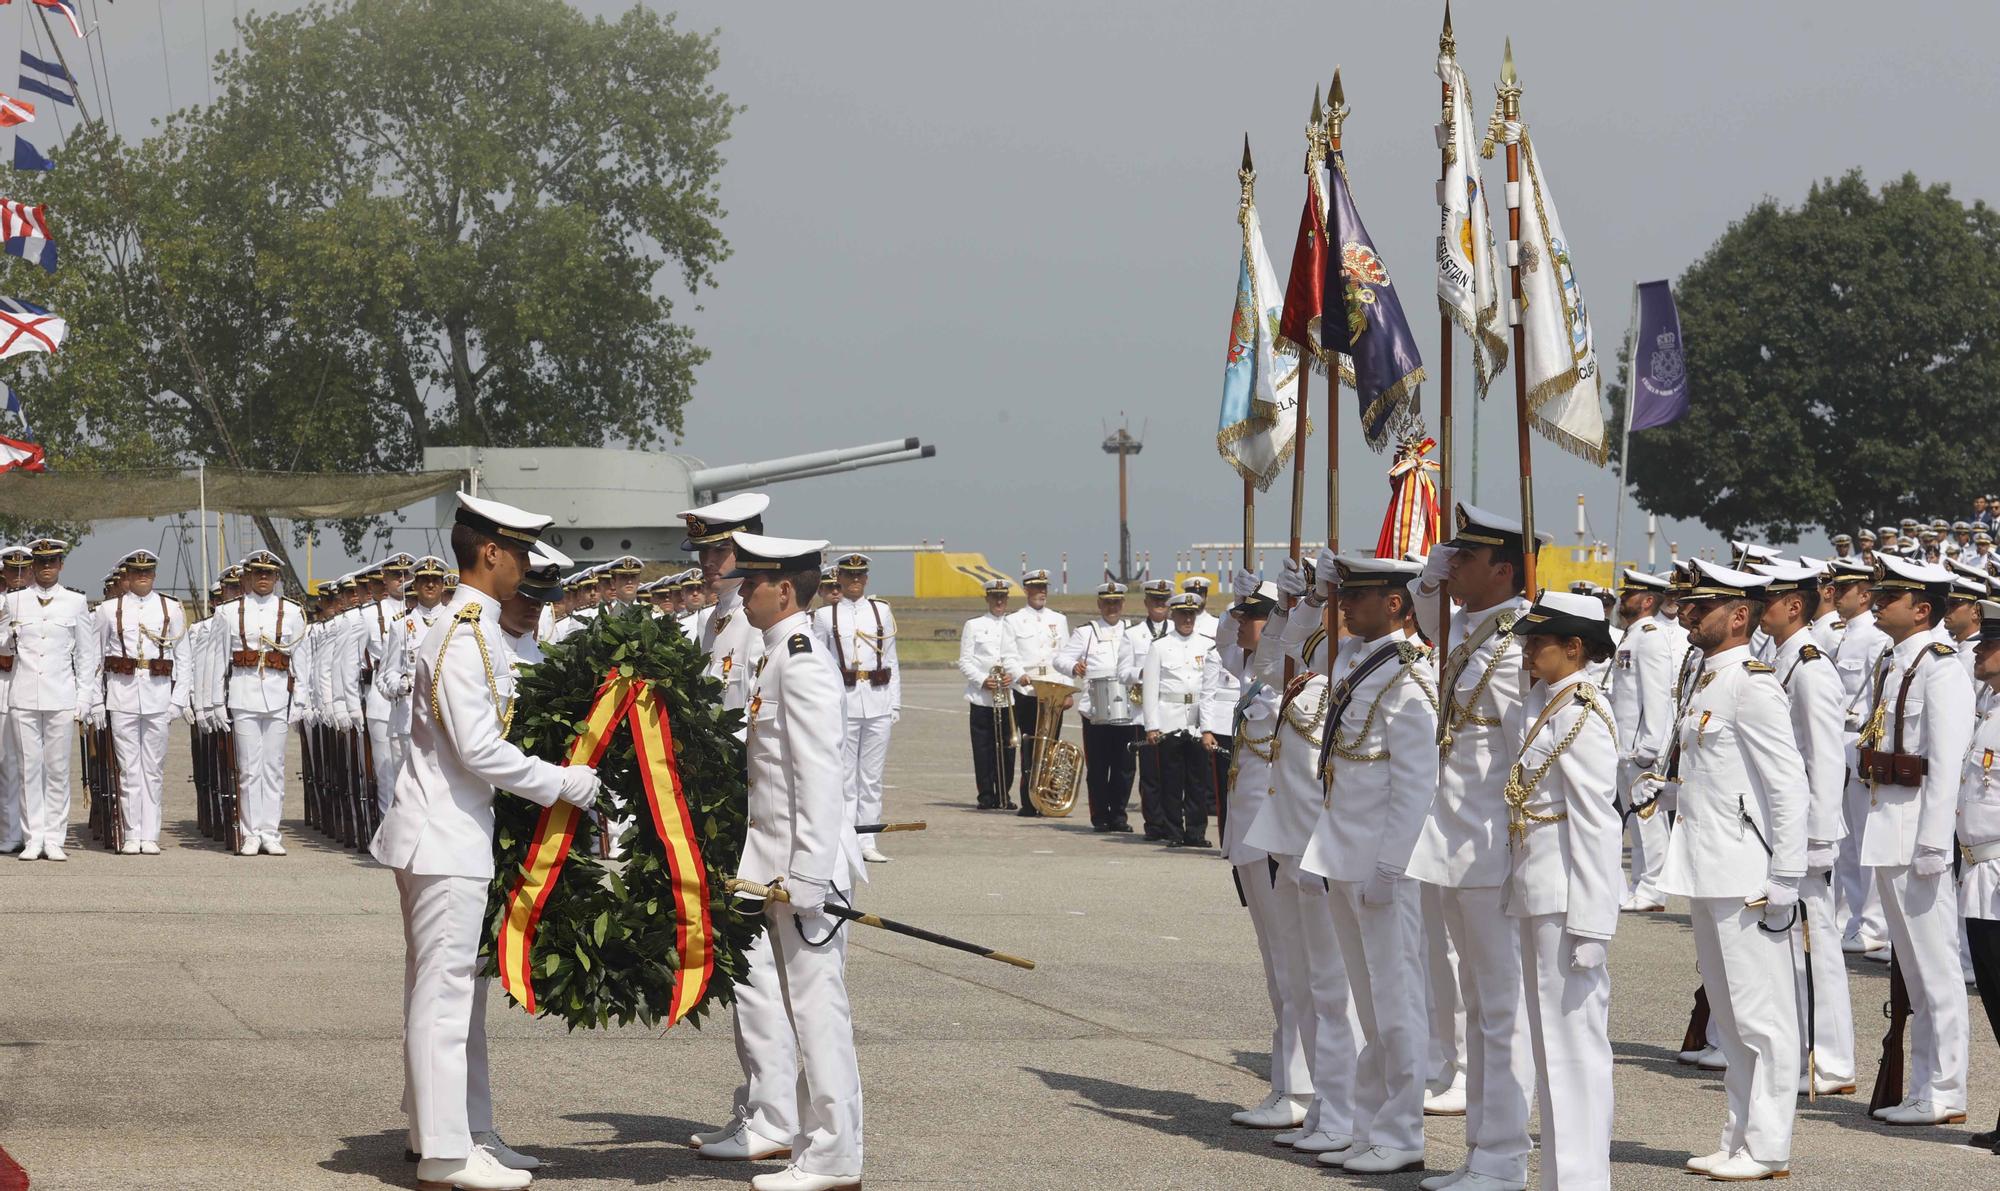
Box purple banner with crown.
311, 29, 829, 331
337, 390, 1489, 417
1629, 280, 1688, 431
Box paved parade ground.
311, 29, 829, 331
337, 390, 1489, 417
2, 670, 1997, 1189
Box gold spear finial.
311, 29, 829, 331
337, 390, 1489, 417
1325, 67, 1348, 145
1241, 133, 1253, 175
1440, 1, 1456, 58
1498, 37, 1521, 121
1238, 133, 1255, 225
1305, 84, 1326, 168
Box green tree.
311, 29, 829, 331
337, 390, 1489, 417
7, 0, 733, 563
1609, 169, 2000, 542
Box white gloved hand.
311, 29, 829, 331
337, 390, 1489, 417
890, 708, 901, 726
1420, 544, 1459, 589
1913, 847, 1951, 879
1314, 546, 1341, 594
1362, 865, 1400, 907
1627, 774, 1664, 811
1275, 556, 1308, 599
181, 704, 197, 726
1754, 874, 1800, 929
1567, 933, 1608, 971
1805, 840, 1840, 871
784, 875, 831, 916
1232, 567, 1261, 601
557, 766, 601, 809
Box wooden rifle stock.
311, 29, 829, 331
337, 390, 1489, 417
218, 723, 244, 854
1680, 985, 1710, 1056
1868, 955, 1912, 1114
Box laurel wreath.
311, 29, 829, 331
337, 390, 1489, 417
479, 604, 762, 1030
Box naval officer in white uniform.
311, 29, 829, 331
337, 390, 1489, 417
2, 538, 98, 862
203, 550, 311, 855
94, 549, 190, 855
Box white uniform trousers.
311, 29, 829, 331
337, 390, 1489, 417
769, 903, 864, 1176
1271, 857, 1360, 1135
1875, 863, 1970, 1110
0, 712, 23, 848
1422, 881, 1467, 1091
111, 710, 171, 845
1434, 884, 1534, 1182
728, 926, 801, 1143
368, 714, 396, 817
1519, 914, 1612, 1191
842, 713, 892, 831
1622, 761, 1669, 903
1838, 777, 1887, 943
1327, 877, 1426, 1154
1689, 897, 1799, 1162
396, 870, 491, 1160
1794, 869, 1854, 1083
388, 701, 414, 792
11, 708, 74, 852
1236, 860, 1312, 1097
231, 711, 290, 845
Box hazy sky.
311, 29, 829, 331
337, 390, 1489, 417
37, 1, 2000, 588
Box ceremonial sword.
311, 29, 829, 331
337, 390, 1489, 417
725, 877, 1036, 970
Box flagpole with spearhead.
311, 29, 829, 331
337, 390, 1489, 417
1321, 71, 1346, 646
1497, 39, 1538, 594
1284, 91, 1325, 685
1239, 135, 1258, 569
1435, 3, 1457, 686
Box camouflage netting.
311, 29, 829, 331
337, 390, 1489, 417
0, 468, 467, 523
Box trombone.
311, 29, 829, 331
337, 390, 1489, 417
989, 665, 1015, 807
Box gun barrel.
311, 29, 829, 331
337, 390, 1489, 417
689, 437, 923, 494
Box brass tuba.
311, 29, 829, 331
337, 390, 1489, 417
1027, 672, 1084, 817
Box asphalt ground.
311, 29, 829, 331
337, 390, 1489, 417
2, 670, 1997, 1189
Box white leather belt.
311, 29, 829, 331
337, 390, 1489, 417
1963, 839, 2000, 865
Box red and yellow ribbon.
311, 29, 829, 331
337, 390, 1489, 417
1374, 434, 1440, 560
496, 671, 717, 1024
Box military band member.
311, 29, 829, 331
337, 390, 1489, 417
1659, 561, 1807, 1182
1608, 570, 1680, 912
1507, 591, 1623, 1191
1142, 592, 1219, 849
731, 532, 865, 1191
94, 550, 190, 855
1756, 562, 1857, 1095
1959, 599, 2000, 1153
2, 539, 98, 862
812, 553, 901, 862
204, 551, 310, 856
1128, 578, 1176, 839
957, 579, 1021, 810
1055, 583, 1139, 832
1006, 568, 1068, 815
1857, 556, 1974, 1128
1299, 554, 1437, 1176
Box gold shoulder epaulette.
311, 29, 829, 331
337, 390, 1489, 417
1799, 643, 1824, 661
1832, 620, 1847, 630
1395, 639, 1425, 665
1496, 610, 1519, 633
1744, 659, 1775, 674
454, 602, 483, 622
1641, 622, 1658, 632
1928, 641, 1957, 657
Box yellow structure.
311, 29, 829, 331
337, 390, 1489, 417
1533, 547, 1624, 594
914, 551, 1020, 597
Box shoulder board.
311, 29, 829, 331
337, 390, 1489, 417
1395, 640, 1425, 665
283, 598, 303, 611
1798, 643, 1824, 661
454, 602, 483, 622
1641, 622, 1657, 632
788, 633, 812, 656
868, 595, 889, 606
1832, 620, 1847, 630
1928, 641, 1957, 657
1743, 660, 1775, 674
1495, 610, 1519, 633
1303, 626, 1328, 662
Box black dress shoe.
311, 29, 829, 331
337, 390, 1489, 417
1143, 831, 1170, 842
1112, 823, 1134, 833
1016, 806, 1038, 817
1165, 839, 1187, 849
1967, 1128, 1999, 1149
1091, 825, 1111, 833
1183, 837, 1213, 849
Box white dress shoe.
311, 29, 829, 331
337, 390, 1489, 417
1239, 1095, 1310, 1130
1423, 1083, 1468, 1115
1328, 1145, 1425, 1174
1272, 1125, 1308, 1146
17, 843, 42, 861
264, 838, 288, 856
1871, 1097, 1913, 1120
1418, 1166, 1467, 1190
697, 1123, 792, 1161
1676, 1047, 1706, 1065
119, 841, 141, 855
1878, 1099, 1968, 1126
1291, 1131, 1355, 1154
689, 1112, 746, 1147
749, 1165, 861, 1191
239, 838, 263, 856
860, 844, 889, 863
1686, 1149, 1735, 1175
1230, 1090, 1283, 1124
43, 844, 66, 862
1797, 1074, 1856, 1096
1696, 1046, 1728, 1071
1447, 1174, 1526, 1191
474, 1132, 540, 1170
1704, 1153, 1789, 1181
415, 1146, 532, 1190
1840, 932, 1873, 954
139, 841, 161, 855
1864, 945, 1892, 963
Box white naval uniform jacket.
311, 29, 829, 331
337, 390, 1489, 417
1300, 631, 1439, 883
1956, 696, 2000, 920
95, 593, 190, 717
1055, 619, 1136, 723
739, 611, 861, 890
1408, 597, 1530, 889
955, 613, 1020, 708
1809, 611, 1844, 656
1856, 633, 1975, 867
204, 592, 309, 718
1203, 640, 1243, 735
1005, 605, 1069, 692
1658, 646, 1808, 900
1771, 629, 1846, 847
2, 584, 99, 713
1127, 615, 1172, 712
354, 596, 408, 721
700, 586, 764, 714
369, 585, 567, 880
1269, 601, 1335, 674
1608, 614, 1678, 771
1141, 627, 1219, 736
813, 595, 900, 719
1220, 665, 1281, 865
1835, 610, 1890, 740
1500, 680, 1623, 940
1240, 674, 1326, 861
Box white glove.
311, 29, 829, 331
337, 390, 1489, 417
557, 766, 601, 809
1420, 544, 1459, 589
785, 875, 831, 916
1913, 847, 1951, 879
1753, 874, 1800, 929
210, 709, 230, 733
1567, 934, 1607, 971
1805, 840, 1839, 871
890, 708, 901, 726
1314, 546, 1340, 595
341, 711, 361, 733
1627, 774, 1664, 811
1275, 556, 1307, 599
181, 704, 197, 726
1362, 865, 1400, 907
1231, 567, 1261, 600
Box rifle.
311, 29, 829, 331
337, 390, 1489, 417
218, 720, 244, 854
359, 721, 380, 844
192, 722, 211, 838
103, 722, 125, 854
1680, 986, 1711, 1058
1868, 955, 1912, 1113
299, 721, 318, 832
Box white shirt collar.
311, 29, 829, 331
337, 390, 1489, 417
761, 610, 812, 650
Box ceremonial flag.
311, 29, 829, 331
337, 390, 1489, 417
1502, 121, 1607, 464
0, 198, 55, 272
0, 295, 65, 357
0, 431, 44, 473
1320, 151, 1426, 451
1435, 55, 1506, 395
1276, 127, 1331, 373
13, 136, 52, 171
0, 92, 35, 128
1628, 280, 1689, 430
3, 381, 27, 435
1374, 435, 1440, 559
1218, 187, 1304, 491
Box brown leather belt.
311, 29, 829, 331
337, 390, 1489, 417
104, 657, 138, 676
843, 667, 892, 689
231, 649, 290, 671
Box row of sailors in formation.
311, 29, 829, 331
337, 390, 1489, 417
1829, 520, 1997, 566
1067, 506, 2000, 1187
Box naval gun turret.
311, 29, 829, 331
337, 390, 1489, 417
422, 438, 935, 563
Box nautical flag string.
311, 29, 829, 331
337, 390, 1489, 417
0, 296, 65, 357
12, 136, 52, 171
3, 1, 88, 40
3, 382, 29, 436
16, 72, 73, 108
0, 92, 35, 129
19, 50, 72, 86
0, 198, 56, 273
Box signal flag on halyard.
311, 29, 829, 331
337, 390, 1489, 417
3, 381, 28, 435
1497, 119, 1607, 464
5, 1, 87, 39
0, 431, 44, 472
0, 198, 55, 272
13, 136, 52, 171
0, 295, 65, 357
1320, 151, 1426, 452
0, 92, 35, 128
1435, 54, 1506, 396
1218, 186, 1305, 492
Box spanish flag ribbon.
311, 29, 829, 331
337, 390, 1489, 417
1374, 434, 1440, 560
496, 671, 716, 1024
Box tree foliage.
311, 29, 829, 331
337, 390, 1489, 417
9, 0, 733, 553
1610, 170, 2000, 542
